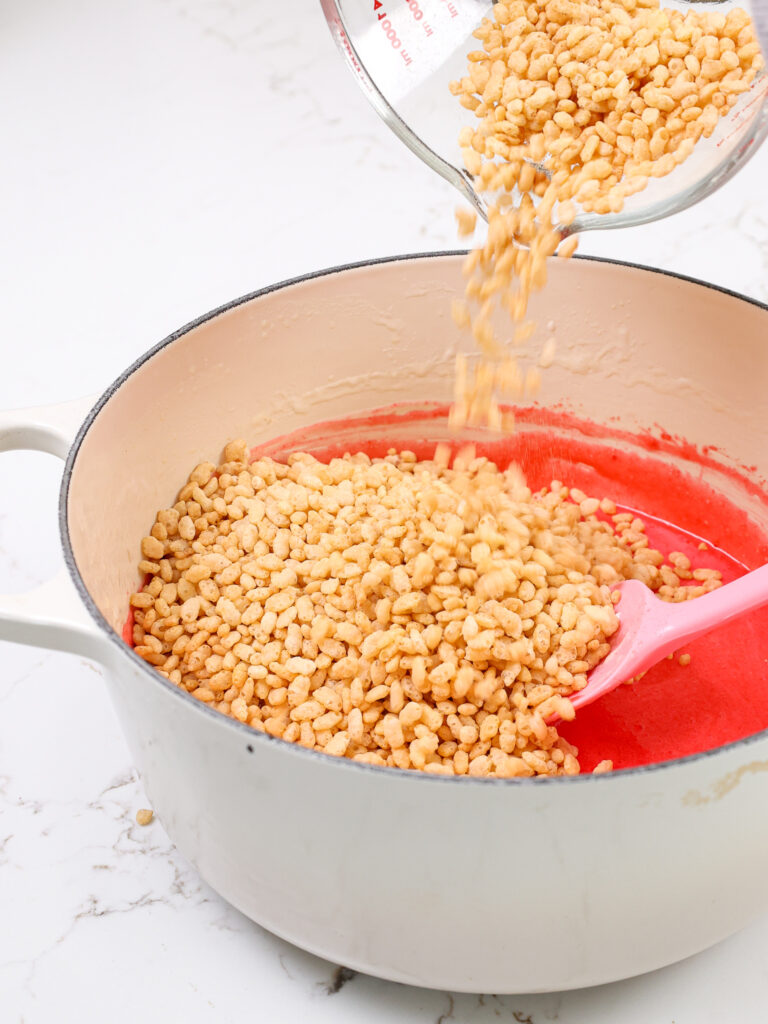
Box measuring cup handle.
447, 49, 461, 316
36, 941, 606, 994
0, 395, 108, 662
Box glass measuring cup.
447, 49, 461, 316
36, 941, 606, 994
321, 0, 768, 233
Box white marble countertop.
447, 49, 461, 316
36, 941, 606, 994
2, 0, 768, 1020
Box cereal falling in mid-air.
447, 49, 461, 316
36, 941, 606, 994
450, 0, 763, 424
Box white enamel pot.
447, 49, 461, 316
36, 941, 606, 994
3, 253, 768, 995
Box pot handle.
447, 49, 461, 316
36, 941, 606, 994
0, 395, 109, 662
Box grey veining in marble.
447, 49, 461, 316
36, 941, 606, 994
2, 0, 768, 1020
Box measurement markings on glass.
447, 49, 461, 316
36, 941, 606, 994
401, 0, 434, 37
716, 77, 768, 148
372, 0, 434, 63
436, 0, 458, 17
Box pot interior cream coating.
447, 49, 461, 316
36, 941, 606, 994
68, 254, 768, 635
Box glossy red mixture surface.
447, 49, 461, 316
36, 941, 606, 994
254, 405, 768, 772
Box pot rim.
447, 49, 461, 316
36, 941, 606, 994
59, 250, 768, 787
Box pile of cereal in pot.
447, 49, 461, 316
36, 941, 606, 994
130, 441, 721, 777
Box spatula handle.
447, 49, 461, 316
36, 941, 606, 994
662, 563, 768, 650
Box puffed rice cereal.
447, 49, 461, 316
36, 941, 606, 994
130, 441, 722, 778
450, 0, 763, 424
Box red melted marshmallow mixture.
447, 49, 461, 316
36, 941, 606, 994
125, 404, 768, 773
252, 404, 768, 773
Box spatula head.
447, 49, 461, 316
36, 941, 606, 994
569, 580, 668, 713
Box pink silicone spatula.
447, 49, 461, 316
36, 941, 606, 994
569, 567, 768, 714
